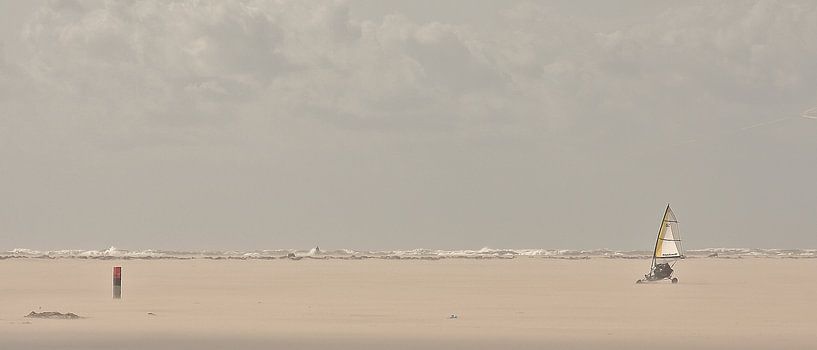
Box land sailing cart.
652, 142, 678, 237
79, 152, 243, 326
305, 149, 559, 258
637, 204, 685, 284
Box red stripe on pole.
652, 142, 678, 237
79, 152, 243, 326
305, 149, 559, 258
113, 266, 122, 299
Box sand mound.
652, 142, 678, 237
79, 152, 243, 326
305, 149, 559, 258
25, 311, 81, 319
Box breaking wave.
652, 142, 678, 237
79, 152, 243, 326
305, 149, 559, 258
2, 246, 815, 260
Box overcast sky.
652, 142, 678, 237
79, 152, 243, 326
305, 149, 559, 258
1, 0, 816, 251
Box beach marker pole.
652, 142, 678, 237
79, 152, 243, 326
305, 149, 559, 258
113, 266, 122, 299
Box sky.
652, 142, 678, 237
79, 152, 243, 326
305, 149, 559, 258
1, 0, 816, 251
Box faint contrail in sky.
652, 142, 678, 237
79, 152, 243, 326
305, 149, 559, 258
627, 113, 807, 160
733, 116, 792, 132
670, 116, 793, 146
674, 108, 817, 146
802, 106, 817, 119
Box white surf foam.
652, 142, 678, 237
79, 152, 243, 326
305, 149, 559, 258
2, 247, 814, 260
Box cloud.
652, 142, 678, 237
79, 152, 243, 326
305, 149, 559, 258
12, 1, 511, 138
7, 0, 817, 146
22, 1, 286, 122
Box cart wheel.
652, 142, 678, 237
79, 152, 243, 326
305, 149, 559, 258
671, 278, 678, 284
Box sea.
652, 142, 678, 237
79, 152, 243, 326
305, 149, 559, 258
2, 247, 815, 260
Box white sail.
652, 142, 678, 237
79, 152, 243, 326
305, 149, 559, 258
654, 206, 683, 258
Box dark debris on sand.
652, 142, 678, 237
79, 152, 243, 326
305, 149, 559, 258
25, 311, 81, 319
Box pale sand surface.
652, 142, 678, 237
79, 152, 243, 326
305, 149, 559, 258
1, 258, 815, 349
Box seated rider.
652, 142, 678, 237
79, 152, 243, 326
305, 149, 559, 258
653, 263, 673, 279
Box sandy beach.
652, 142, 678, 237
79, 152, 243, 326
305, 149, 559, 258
1, 258, 815, 349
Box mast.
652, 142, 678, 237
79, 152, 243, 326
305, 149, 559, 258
650, 204, 671, 270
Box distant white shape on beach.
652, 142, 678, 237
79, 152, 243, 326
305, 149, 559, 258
802, 106, 817, 119
449, 314, 458, 319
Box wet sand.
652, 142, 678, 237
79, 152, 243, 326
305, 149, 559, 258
1, 258, 815, 349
